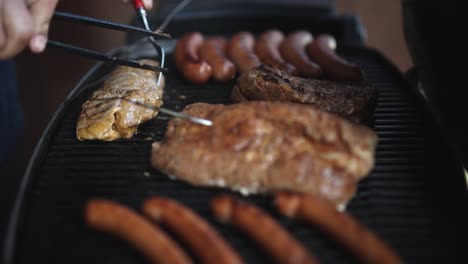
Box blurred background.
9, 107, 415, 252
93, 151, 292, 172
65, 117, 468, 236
14, 0, 412, 169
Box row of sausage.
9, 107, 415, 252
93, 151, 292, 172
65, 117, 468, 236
85, 193, 401, 264
174, 30, 364, 84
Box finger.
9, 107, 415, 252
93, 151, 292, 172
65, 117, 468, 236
27, 0, 59, 53
143, 0, 153, 10
0, 0, 6, 48
0, 0, 34, 59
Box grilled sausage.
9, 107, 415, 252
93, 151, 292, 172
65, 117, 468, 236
280, 31, 322, 78
275, 193, 402, 264
143, 197, 244, 264
211, 195, 318, 264
85, 199, 193, 264
254, 29, 296, 74
227, 31, 261, 73
174, 32, 213, 84
305, 34, 363, 81
199, 36, 237, 82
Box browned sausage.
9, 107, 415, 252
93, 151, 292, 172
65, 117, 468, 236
211, 195, 318, 264
85, 199, 193, 264
280, 31, 322, 78
199, 36, 237, 82
142, 197, 244, 264
275, 193, 402, 264
227, 31, 261, 73
174, 32, 213, 84
305, 34, 363, 81
254, 29, 296, 74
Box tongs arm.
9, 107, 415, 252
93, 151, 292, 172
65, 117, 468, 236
53, 12, 171, 39
47, 40, 168, 73
47, 11, 169, 73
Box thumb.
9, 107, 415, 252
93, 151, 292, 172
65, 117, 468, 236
27, 0, 59, 53
142, 0, 153, 10
0, 0, 34, 59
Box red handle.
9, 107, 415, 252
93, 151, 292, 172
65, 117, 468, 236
133, 0, 145, 9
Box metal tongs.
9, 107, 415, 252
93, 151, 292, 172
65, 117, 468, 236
48, 12, 170, 73
47, 0, 212, 126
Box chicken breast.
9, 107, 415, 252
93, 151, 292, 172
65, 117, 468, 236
151, 101, 377, 208
76, 60, 164, 141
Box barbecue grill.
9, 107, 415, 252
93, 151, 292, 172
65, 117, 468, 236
3, 1, 468, 264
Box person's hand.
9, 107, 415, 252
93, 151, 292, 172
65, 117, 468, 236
0, 0, 153, 60
0, 0, 58, 59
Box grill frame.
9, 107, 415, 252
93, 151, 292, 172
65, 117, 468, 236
3, 40, 468, 264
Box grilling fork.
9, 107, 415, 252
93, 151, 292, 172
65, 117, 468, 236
129, 0, 212, 126
128, 0, 212, 126
132, 0, 165, 86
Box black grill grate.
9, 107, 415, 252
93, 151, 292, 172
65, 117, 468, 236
5, 47, 468, 264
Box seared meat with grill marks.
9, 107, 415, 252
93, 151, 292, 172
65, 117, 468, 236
151, 101, 378, 208
77, 60, 164, 141
232, 65, 376, 124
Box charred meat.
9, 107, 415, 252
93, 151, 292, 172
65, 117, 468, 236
232, 65, 376, 124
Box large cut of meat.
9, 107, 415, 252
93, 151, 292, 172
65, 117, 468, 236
151, 101, 378, 208
232, 65, 377, 124
76, 60, 164, 141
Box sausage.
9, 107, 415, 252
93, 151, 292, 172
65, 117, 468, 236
226, 32, 261, 73
199, 36, 237, 82
275, 193, 402, 264
211, 195, 318, 264
174, 32, 213, 84
254, 29, 296, 74
279, 31, 322, 78
305, 34, 363, 81
142, 197, 244, 264
84, 199, 193, 264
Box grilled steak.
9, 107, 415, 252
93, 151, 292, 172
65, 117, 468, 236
76, 60, 164, 141
232, 64, 376, 124
151, 101, 378, 208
